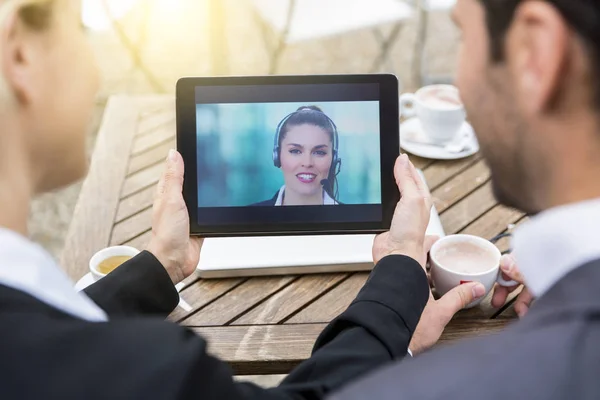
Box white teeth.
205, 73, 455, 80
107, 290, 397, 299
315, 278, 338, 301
298, 174, 315, 180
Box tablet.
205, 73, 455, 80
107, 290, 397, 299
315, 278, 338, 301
176, 74, 400, 237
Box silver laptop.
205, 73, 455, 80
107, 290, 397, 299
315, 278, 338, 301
196, 169, 445, 278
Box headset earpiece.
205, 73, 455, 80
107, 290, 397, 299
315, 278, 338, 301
273, 147, 281, 168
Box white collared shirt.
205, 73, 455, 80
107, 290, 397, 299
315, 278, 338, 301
0, 228, 107, 322
512, 197, 600, 297
274, 185, 338, 206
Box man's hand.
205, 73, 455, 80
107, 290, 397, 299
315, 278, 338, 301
372, 154, 434, 268
147, 150, 204, 285
409, 279, 486, 355
371, 154, 486, 354
491, 254, 534, 317
408, 236, 486, 355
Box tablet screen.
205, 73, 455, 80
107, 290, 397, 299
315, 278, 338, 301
177, 75, 399, 236
195, 83, 381, 225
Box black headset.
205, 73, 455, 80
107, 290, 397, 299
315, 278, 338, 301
272, 108, 341, 176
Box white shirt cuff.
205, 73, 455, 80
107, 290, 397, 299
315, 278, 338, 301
407, 348, 413, 357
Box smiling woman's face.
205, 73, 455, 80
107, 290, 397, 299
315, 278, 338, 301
279, 123, 333, 201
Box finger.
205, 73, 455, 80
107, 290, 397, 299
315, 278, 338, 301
491, 285, 509, 308
514, 287, 534, 318
394, 154, 419, 197
437, 282, 486, 322
499, 254, 525, 283
157, 149, 184, 198
408, 158, 433, 209
424, 235, 440, 254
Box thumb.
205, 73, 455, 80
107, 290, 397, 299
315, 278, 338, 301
157, 149, 184, 197
437, 282, 486, 320
394, 154, 418, 196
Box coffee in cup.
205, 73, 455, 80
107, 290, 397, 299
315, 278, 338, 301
89, 245, 140, 281
400, 84, 466, 144
429, 234, 517, 308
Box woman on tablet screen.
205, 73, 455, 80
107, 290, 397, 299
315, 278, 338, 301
254, 106, 342, 206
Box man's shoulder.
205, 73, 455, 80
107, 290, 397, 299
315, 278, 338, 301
329, 316, 599, 400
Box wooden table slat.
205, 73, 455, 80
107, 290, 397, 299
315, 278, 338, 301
169, 278, 247, 322
127, 138, 175, 176
121, 163, 164, 198
232, 274, 349, 325
136, 111, 175, 138
432, 159, 491, 213
111, 207, 153, 246
195, 319, 514, 375
286, 274, 368, 324
460, 205, 524, 244
132, 124, 175, 155
423, 154, 481, 190
181, 276, 297, 326
440, 182, 497, 234
116, 185, 156, 223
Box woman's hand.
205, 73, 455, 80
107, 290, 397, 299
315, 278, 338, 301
147, 150, 203, 285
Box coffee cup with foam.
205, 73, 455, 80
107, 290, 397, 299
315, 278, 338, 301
429, 234, 517, 308
400, 84, 466, 144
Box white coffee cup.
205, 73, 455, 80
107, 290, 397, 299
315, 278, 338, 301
429, 234, 517, 308
400, 84, 466, 144
89, 245, 140, 282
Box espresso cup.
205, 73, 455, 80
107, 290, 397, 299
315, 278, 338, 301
429, 234, 517, 308
89, 245, 140, 282
400, 84, 466, 144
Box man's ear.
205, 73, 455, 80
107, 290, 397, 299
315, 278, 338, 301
505, 1, 570, 115
0, 8, 38, 105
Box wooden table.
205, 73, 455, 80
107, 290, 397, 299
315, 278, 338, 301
61, 95, 524, 375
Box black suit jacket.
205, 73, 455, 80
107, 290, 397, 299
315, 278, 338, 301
0, 250, 430, 399
250, 192, 278, 206
330, 257, 600, 400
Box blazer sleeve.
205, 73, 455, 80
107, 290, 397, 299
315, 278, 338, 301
66, 254, 430, 399
82, 250, 180, 318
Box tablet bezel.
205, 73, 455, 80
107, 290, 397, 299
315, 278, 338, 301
176, 74, 400, 237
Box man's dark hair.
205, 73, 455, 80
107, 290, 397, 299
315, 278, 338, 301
481, 1, 600, 90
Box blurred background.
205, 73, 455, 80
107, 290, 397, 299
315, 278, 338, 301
196, 101, 381, 206
30, 0, 460, 257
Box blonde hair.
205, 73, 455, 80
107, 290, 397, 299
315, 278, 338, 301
0, 0, 54, 100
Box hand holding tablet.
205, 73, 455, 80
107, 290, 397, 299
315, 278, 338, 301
176, 74, 401, 237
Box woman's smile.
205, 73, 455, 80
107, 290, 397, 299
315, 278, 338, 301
296, 173, 317, 184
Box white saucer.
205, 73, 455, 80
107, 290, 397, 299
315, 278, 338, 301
400, 117, 479, 160
75, 273, 95, 291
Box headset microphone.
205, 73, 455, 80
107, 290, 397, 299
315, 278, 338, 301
320, 179, 329, 186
